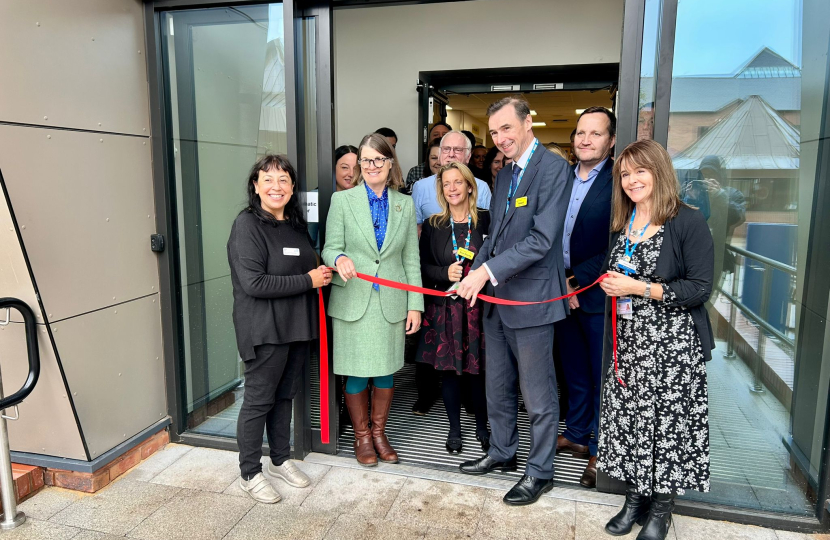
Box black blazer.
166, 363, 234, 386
420, 210, 491, 305
568, 159, 613, 314
601, 205, 715, 361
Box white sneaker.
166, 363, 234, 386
239, 473, 281, 503
267, 460, 311, 488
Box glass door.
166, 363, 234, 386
160, 4, 288, 438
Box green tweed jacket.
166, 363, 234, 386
322, 184, 424, 322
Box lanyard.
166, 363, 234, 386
505, 139, 539, 215
622, 208, 649, 276
450, 214, 472, 262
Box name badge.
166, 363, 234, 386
616, 297, 633, 319
283, 247, 300, 256
617, 258, 637, 274
515, 197, 528, 208
456, 247, 475, 260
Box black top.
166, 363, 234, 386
227, 211, 318, 361
420, 210, 491, 304
601, 204, 715, 361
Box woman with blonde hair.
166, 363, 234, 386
597, 139, 713, 540
322, 133, 423, 467
416, 162, 491, 453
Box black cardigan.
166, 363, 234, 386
227, 211, 318, 361
420, 210, 491, 304
601, 205, 716, 361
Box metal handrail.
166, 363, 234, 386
726, 244, 796, 275
721, 243, 796, 395
0, 297, 40, 530
719, 289, 794, 350
0, 298, 40, 411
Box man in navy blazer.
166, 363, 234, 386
457, 96, 571, 506
554, 107, 616, 489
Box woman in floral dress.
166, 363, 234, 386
598, 140, 714, 540
417, 162, 490, 454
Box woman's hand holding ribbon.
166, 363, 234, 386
599, 271, 646, 297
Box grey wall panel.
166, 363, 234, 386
0, 0, 150, 136
51, 294, 166, 459
0, 124, 159, 321
0, 323, 87, 460
0, 178, 86, 459
0, 180, 42, 324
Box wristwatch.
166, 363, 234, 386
568, 276, 580, 290
644, 282, 652, 300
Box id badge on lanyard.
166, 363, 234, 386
616, 209, 649, 320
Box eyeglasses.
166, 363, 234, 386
258, 177, 291, 187
359, 157, 393, 168
440, 146, 468, 155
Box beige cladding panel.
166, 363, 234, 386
0, 182, 41, 324
0, 0, 149, 135
0, 125, 158, 321
51, 294, 165, 459
0, 323, 87, 460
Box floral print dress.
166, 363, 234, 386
596, 226, 711, 495
417, 222, 485, 375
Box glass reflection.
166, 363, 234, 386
667, 0, 829, 516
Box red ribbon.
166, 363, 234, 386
316, 271, 625, 442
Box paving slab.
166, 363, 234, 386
149, 446, 239, 492
300, 466, 406, 516
424, 527, 479, 540
475, 488, 577, 540
775, 532, 819, 540
126, 443, 193, 482
223, 458, 330, 506
0, 518, 78, 540
74, 531, 137, 540
127, 488, 255, 540
50, 478, 180, 536
323, 513, 428, 540
674, 514, 778, 540
17, 486, 82, 520
385, 477, 488, 535
225, 502, 339, 540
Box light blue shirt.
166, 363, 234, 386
563, 158, 608, 268
411, 174, 492, 225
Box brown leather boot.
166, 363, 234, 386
370, 387, 399, 463
344, 389, 377, 467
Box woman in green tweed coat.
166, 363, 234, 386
322, 133, 424, 467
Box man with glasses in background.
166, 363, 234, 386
411, 130, 492, 234
403, 121, 453, 194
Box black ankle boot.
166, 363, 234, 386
605, 483, 650, 536
636, 493, 674, 540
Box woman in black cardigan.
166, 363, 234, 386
416, 162, 491, 454
227, 155, 331, 504
597, 140, 714, 540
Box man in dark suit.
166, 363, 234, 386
554, 106, 616, 489
456, 96, 571, 506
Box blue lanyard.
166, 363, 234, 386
450, 215, 472, 262
505, 139, 539, 215
622, 208, 649, 276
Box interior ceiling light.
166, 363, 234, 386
530, 110, 537, 116
532, 122, 547, 127
575, 108, 586, 115
446, 105, 453, 110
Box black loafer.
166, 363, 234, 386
503, 475, 554, 506
446, 435, 463, 454
459, 454, 517, 475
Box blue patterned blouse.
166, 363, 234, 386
364, 182, 389, 291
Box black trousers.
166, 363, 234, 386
237, 342, 308, 480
